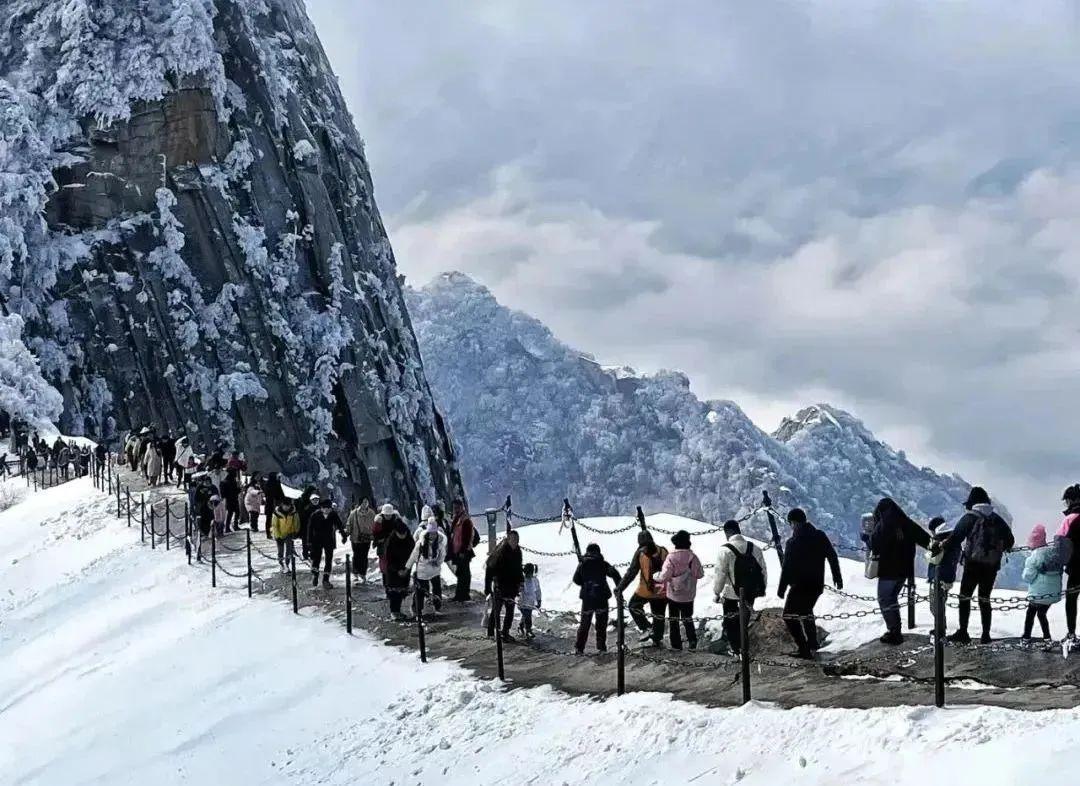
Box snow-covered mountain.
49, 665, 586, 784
408, 272, 1008, 556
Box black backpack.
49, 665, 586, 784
725, 542, 766, 600
966, 512, 1009, 566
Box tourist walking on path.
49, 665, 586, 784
868, 498, 931, 645
654, 530, 704, 651
345, 499, 376, 581
271, 499, 300, 568
1022, 524, 1067, 642
1057, 485, 1080, 640
618, 530, 668, 647
572, 543, 621, 654
261, 473, 285, 539
712, 520, 767, 655
406, 517, 448, 616
383, 514, 416, 621
517, 564, 542, 639
945, 486, 1014, 644
243, 480, 264, 530
450, 499, 477, 601
485, 530, 524, 641
777, 508, 843, 659
220, 469, 241, 532
306, 497, 345, 588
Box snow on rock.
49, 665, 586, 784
0, 1, 461, 511
408, 273, 1006, 578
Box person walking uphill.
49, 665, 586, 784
869, 498, 931, 645
1057, 485, 1080, 640
713, 520, 768, 655
617, 530, 669, 647
345, 499, 376, 582
306, 496, 345, 588
485, 530, 524, 641
778, 508, 843, 659
382, 514, 416, 621
1022, 524, 1068, 642
945, 486, 1014, 644
655, 530, 705, 651
572, 543, 622, 654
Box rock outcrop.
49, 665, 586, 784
0, 0, 461, 509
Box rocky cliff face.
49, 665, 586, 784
0, 0, 462, 510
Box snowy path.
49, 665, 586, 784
7, 476, 1080, 784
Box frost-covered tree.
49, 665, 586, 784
0, 314, 63, 428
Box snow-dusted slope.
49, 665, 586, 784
1, 480, 1075, 785
407, 273, 999, 553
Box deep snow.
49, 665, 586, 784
2, 481, 1076, 785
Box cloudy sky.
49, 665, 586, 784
309, 0, 1080, 527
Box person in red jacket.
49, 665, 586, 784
450, 499, 476, 601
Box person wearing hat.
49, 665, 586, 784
484, 530, 524, 641
572, 543, 622, 654
943, 486, 1014, 644
617, 530, 669, 647
306, 495, 345, 588
211, 493, 227, 538
406, 517, 449, 615
1056, 485, 1080, 639
450, 498, 477, 602
777, 508, 843, 659
926, 516, 961, 630
384, 514, 416, 620
345, 499, 376, 582
1022, 523, 1067, 642
654, 530, 704, 650
270, 498, 301, 568
713, 519, 768, 656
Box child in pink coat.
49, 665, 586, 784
655, 530, 705, 650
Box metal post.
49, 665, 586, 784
116, 480, 120, 517
494, 583, 505, 681
934, 574, 946, 708
107, 459, 112, 495
126, 488, 132, 528
740, 585, 752, 704
485, 509, 498, 556
616, 593, 626, 695
416, 579, 428, 663
150, 504, 156, 549
345, 555, 353, 635
165, 503, 171, 551
211, 524, 217, 588
246, 529, 253, 598
141, 495, 146, 541
907, 577, 916, 630
290, 553, 299, 614
185, 502, 192, 565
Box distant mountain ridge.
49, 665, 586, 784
407, 272, 1015, 577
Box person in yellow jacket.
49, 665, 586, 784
271, 499, 301, 569
616, 530, 669, 647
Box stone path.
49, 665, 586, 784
106, 466, 1080, 711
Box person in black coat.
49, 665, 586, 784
777, 508, 843, 659
869, 497, 931, 644
306, 496, 345, 588
485, 531, 524, 641
296, 485, 319, 560
261, 473, 285, 539
383, 516, 416, 620
943, 486, 1014, 644
220, 469, 242, 533
573, 543, 622, 653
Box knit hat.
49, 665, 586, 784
381, 503, 396, 516
636, 530, 654, 548
671, 530, 691, 549
964, 486, 990, 509
928, 516, 946, 533
786, 508, 807, 525
1028, 524, 1048, 550
421, 504, 434, 521
585, 542, 601, 557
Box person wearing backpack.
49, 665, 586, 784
869, 498, 932, 645
945, 486, 1015, 644
712, 520, 768, 655
572, 543, 622, 654
617, 530, 669, 647
1021, 524, 1066, 642
654, 530, 705, 650
1055, 485, 1080, 639
777, 508, 844, 659
450, 499, 479, 602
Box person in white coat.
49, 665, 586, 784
406, 518, 448, 616
712, 519, 768, 655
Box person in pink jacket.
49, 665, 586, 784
655, 530, 705, 650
